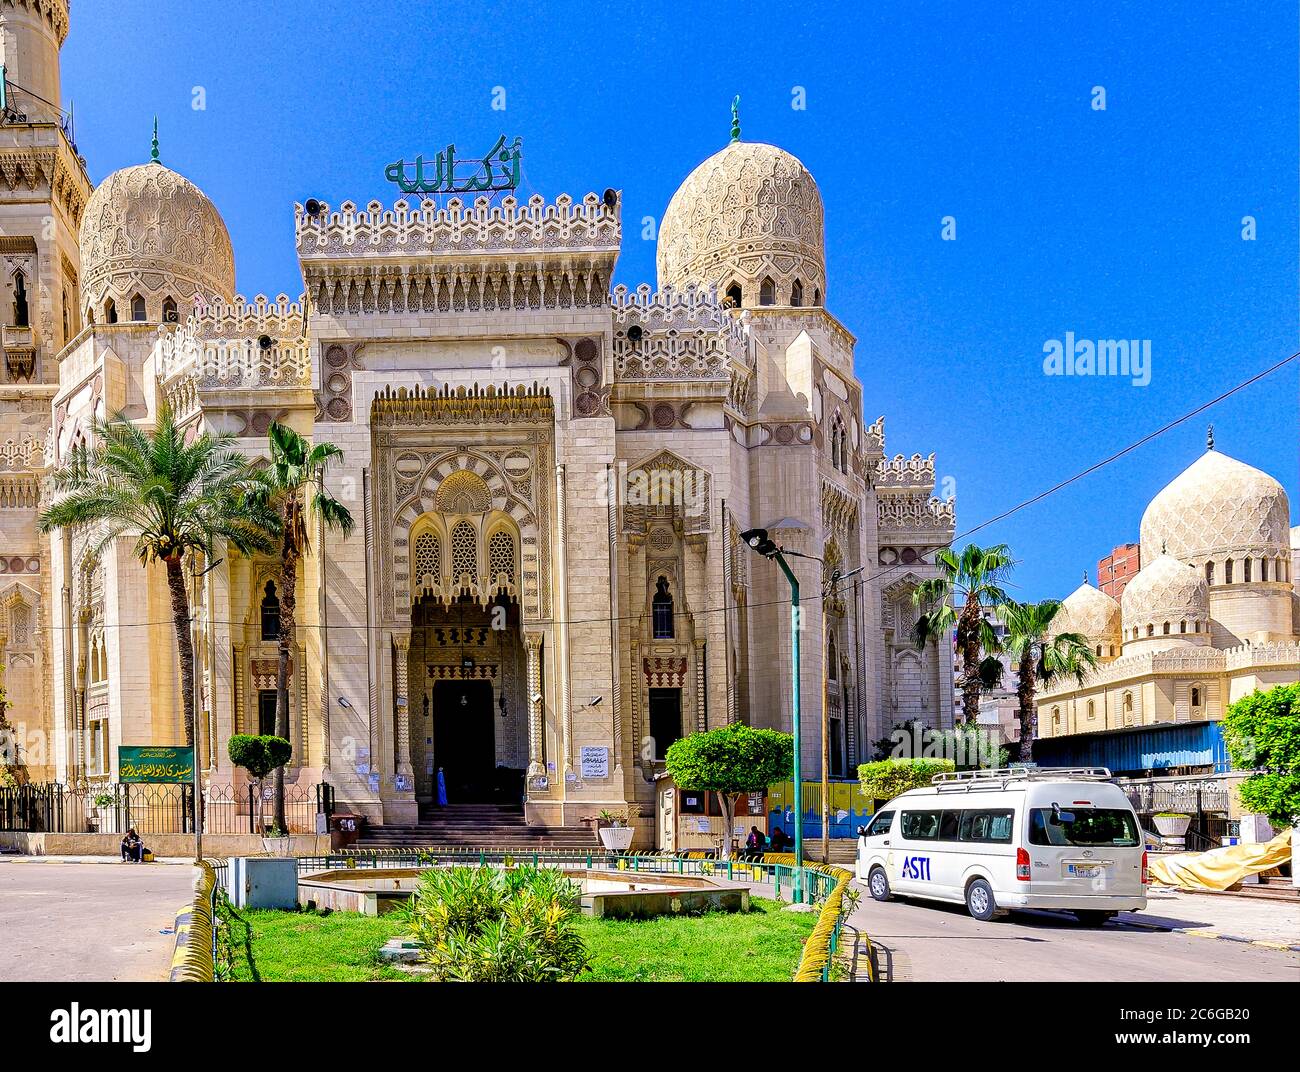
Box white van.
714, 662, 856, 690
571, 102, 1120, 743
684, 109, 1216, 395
856, 767, 1148, 924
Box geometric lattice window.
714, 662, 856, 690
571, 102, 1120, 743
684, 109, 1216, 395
414, 531, 441, 591
488, 530, 516, 586
451, 521, 478, 586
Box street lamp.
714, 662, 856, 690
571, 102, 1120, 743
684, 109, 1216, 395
821, 565, 865, 864
741, 527, 813, 902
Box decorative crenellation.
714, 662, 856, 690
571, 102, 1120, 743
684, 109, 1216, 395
874, 452, 937, 489
371, 382, 554, 427
295, 193, 620, 257
1040, 641, 1300, 695
0, 434, 45, 472
863, 416, 885, 458
610, 284, 748, 382
877, 492, 955, 532
154, 304, 311, 391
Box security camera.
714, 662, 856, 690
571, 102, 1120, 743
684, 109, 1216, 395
337, 696, 352, 710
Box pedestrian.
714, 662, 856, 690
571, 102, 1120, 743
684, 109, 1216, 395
745, 825, 767, 859
120, 827, 144, 863
436, 766, 448, 807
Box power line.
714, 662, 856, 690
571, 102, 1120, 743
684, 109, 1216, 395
35, 347, 1299, 633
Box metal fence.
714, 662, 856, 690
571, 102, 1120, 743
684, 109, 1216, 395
1117, 776, 1231, 816
0, 781, 333, 835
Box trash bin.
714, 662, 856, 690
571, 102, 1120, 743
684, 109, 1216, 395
329, 813, 360, 850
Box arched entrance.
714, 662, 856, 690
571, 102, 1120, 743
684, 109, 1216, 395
409, 594, 527, 805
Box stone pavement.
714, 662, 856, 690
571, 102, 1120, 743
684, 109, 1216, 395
1134, 887, 1299, 948
0, 858, 195, 981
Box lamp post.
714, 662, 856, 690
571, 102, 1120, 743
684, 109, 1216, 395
741, 528, 815, 903
821, 565, 865, 865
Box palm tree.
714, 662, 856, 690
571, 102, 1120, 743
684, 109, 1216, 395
998, 599, 1098, 764
253, 421, 354, 834
39, 407, 277, 752
912, 543, 1015, 726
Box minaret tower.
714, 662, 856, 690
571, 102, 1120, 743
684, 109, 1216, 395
0, 0, 90, 781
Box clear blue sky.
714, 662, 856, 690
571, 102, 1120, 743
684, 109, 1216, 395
63, 1, 1298, 601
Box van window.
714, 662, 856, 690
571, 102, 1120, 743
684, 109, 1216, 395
862, 810, 894, 837
901, 811, 940, 840
1029, 808, 1139, 847
939, 811, 961, 840
959, 809, 1014, 843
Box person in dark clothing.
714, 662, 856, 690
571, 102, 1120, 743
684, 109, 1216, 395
769, 826, 789, 853
120, 828, 144, 863
744, 825, 767, 859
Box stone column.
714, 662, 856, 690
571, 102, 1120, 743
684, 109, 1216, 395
392, 629, 413, 780
525, 630, 544, 778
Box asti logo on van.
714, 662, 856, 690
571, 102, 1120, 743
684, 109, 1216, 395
901, 855, 931, 881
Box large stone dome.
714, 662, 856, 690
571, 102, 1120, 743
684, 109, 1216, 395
656, 140, 825, 308
79, 161, 235, 322
1121, 553, 1210, 639
1054, 581, 1121, 645
1139, 449, 1290, 568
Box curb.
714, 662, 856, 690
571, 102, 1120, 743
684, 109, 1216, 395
1120, 918, 1297, 952
0, 855, 192, 865
169, 861, 216, 982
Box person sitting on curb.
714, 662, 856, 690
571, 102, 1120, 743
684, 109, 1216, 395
120, 827, 144, 863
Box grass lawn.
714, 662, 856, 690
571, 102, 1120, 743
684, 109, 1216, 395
222, 897, 813, 982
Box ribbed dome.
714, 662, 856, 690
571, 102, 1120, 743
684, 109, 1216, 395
656, 141, 825, 307
80, 161, 235, 320
1140, 449, 1290, 566
1054, 581, 1121, 643
1121, 553, 1209, 633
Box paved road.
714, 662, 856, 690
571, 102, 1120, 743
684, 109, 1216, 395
852, 886, 1300, 982
0, 861, 194, 981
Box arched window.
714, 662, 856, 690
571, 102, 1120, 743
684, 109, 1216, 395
1122, 692, 1134, 725
759, 277, 776, 306
813, 287, 822, 305
1146, 623, 1154, 636
162, 296, 178, 323
725, 282, 742, 309
790, 279, 803, 307
1051, 707, 1061, 731
488, 529, 516, 588
652, 576, 674, 639
1086, 699, 1095, 720
1224, 558, 1233, 583
11, 270, 29, 327
1179, 620, 1186, 633
1190, 686, 1201, 708
1260, 558, 1269, 582
1095, 644, 1102, 656
1205, 561, 1214, 584
105, 297, 117, 324
1162, 621, 1170, 635
1243, 557, 1251, 582
827, 635, 838, 680
451, 521, 478, 587
61, 287, 70, 342
130, 294, 146, 322
260, 581, 280, 641
413, 530, 441, 592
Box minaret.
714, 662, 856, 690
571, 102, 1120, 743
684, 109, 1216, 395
0, 0, 68, 123
0, 0, 88, 783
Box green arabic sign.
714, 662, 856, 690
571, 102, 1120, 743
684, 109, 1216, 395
118, 745, 195, 784
385, 134, 522, 195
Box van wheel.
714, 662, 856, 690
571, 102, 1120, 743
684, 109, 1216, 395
1075, 910, 1115, 928
965, 879, 998, 921
867, 866, 891, 902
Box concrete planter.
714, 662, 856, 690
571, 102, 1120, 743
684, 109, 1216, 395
1153, 814, 1192, 838
598, 826, 635, 852
261, 836, 293, 856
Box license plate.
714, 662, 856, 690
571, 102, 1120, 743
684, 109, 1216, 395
1067, 863, 1102, 878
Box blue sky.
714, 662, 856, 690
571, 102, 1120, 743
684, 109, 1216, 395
64, 1, 1297, 600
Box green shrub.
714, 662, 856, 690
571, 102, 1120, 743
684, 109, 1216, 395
858, 757, 955, 802
1222, 683, 1300, 829
399, 866, 592, 982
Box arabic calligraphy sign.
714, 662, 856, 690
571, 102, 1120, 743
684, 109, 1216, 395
385, 134, 522, 196
118, 745, 195, 784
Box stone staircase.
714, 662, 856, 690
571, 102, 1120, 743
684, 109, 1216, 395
355, 803, 597, 851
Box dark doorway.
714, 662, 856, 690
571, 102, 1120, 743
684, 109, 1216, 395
257, 689, 278, 737
432, 679, 497, 803
648, 687, 682, 759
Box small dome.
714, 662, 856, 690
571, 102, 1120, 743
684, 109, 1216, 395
1054, 581, 1121, 643
1121, 553, 1209, 635
80, 161, 235, 320
1140, 449, 1290, 566
656, 141, 825, 307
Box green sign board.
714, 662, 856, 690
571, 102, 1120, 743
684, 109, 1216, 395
385, 134, 522, 196
118, 745, 195, 784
